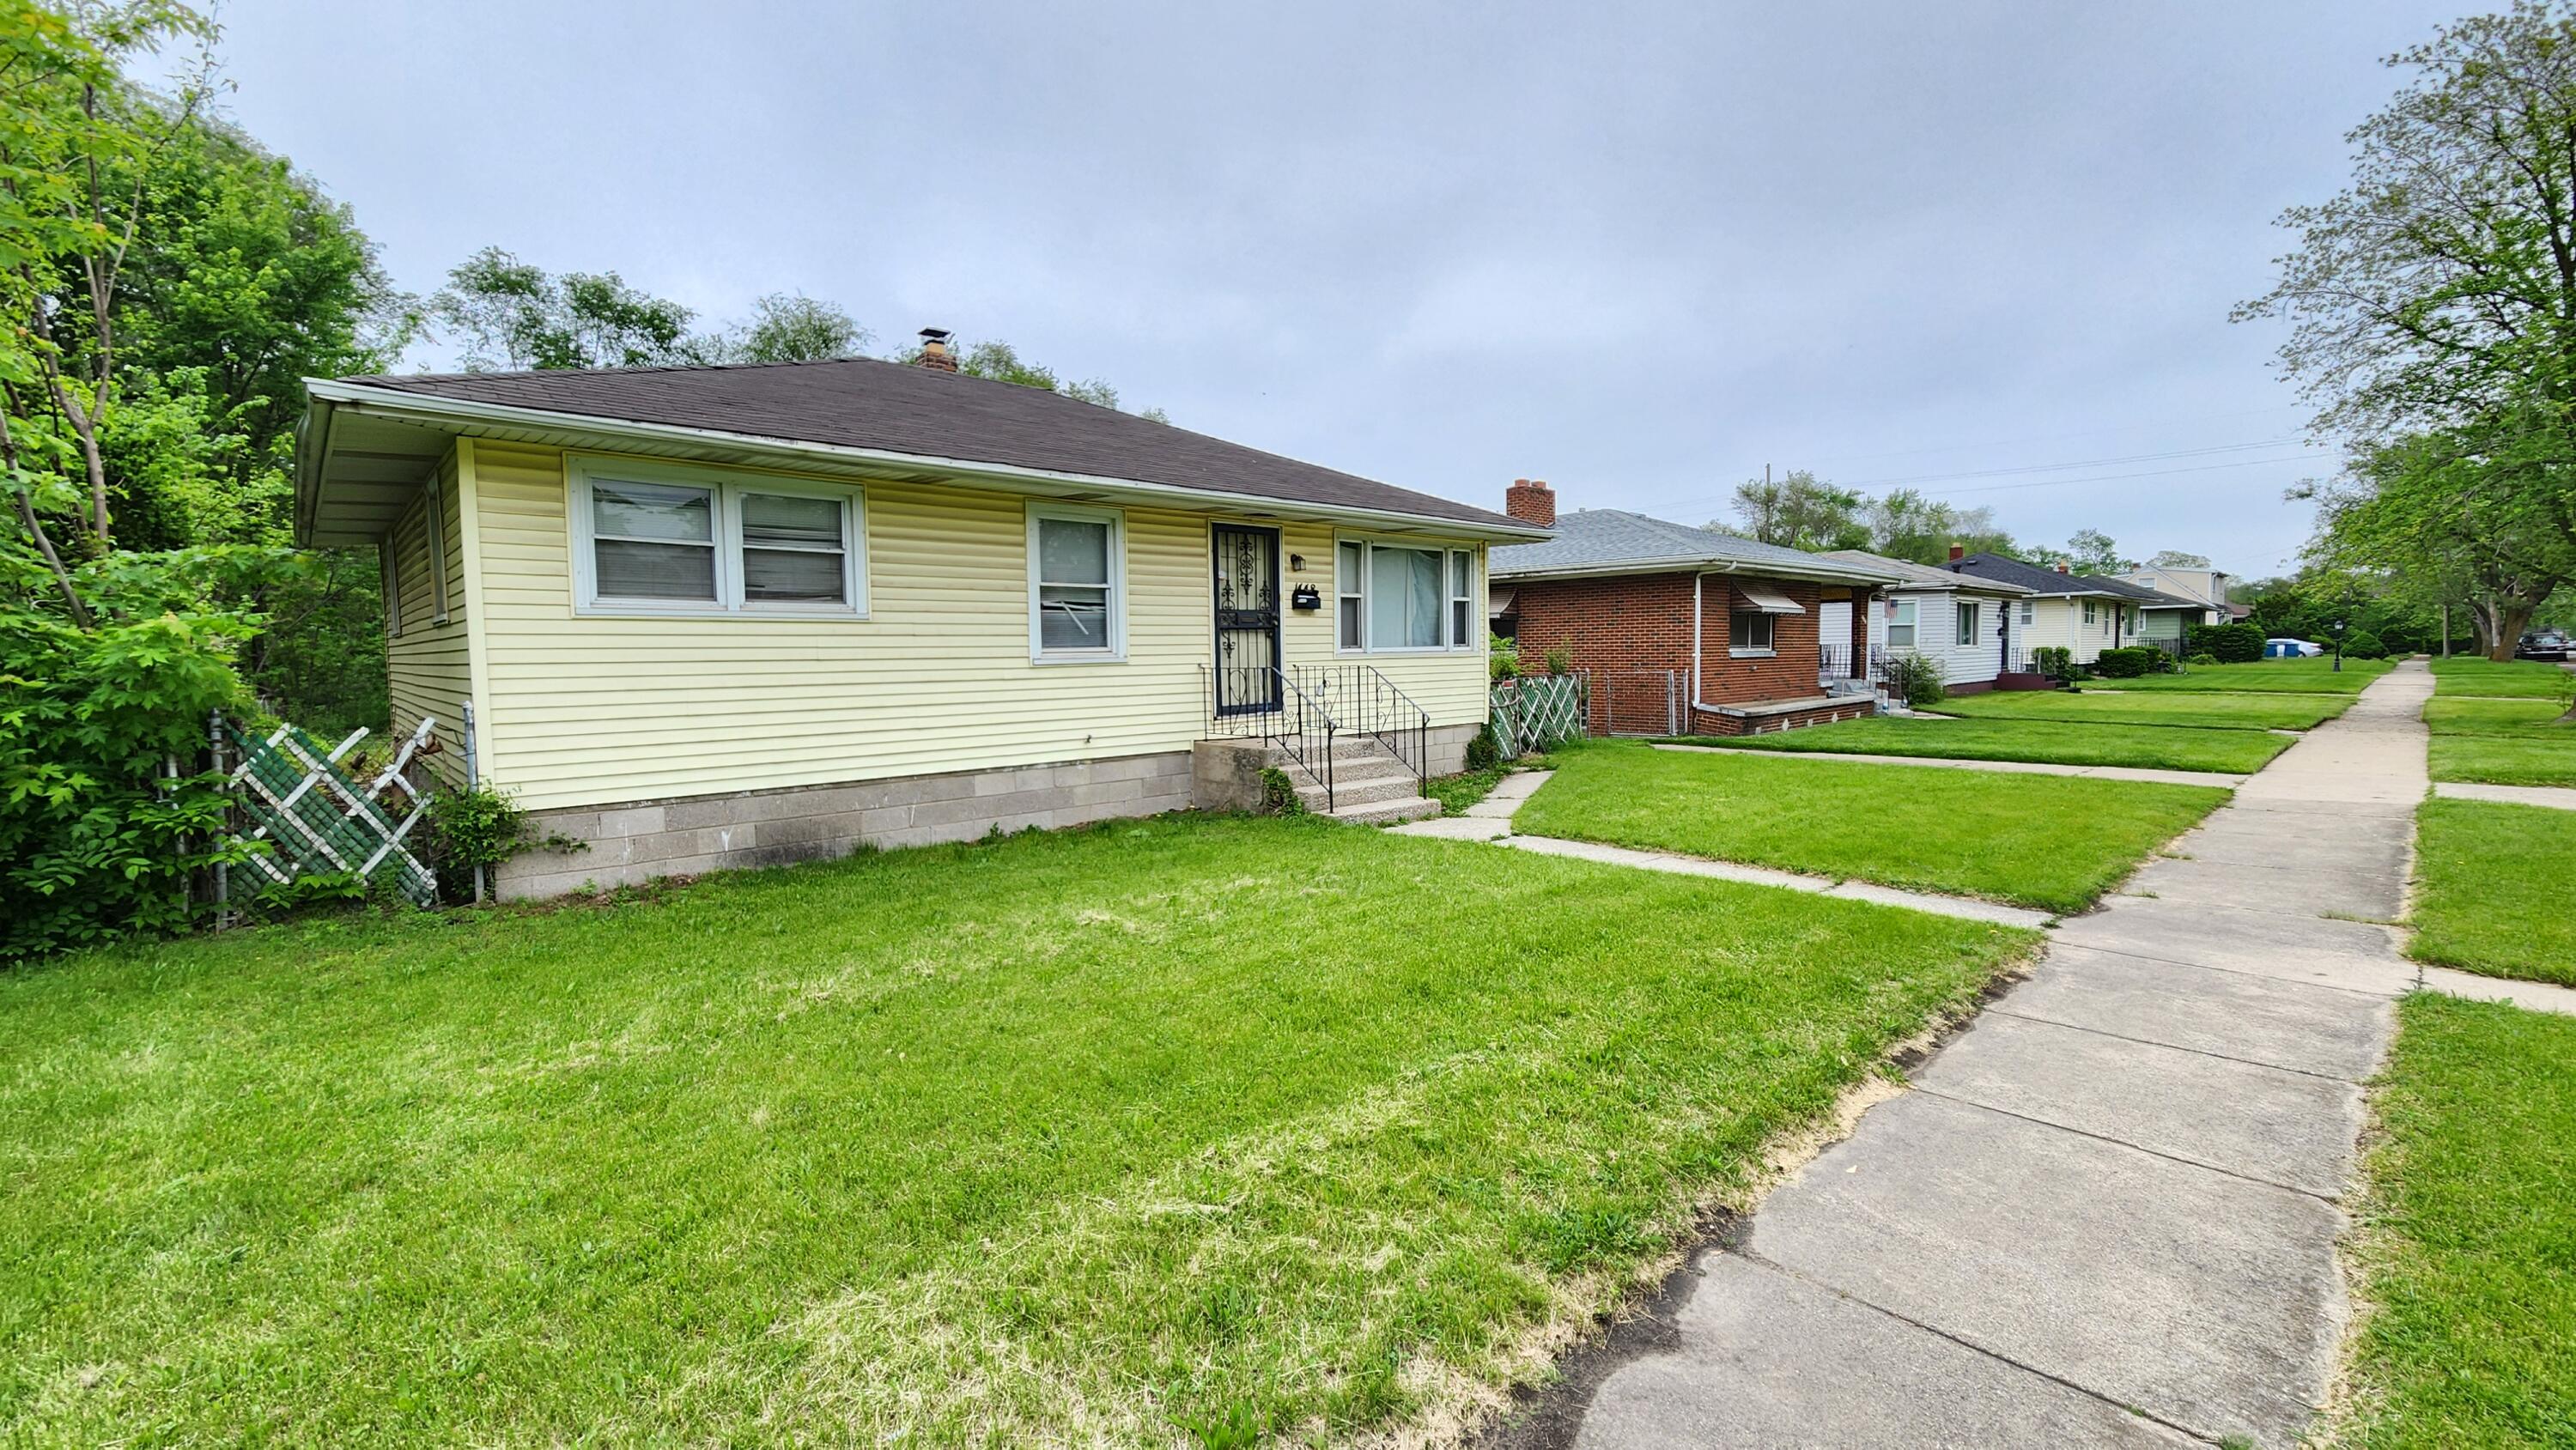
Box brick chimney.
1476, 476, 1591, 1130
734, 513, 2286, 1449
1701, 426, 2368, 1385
1505, 477, 1557, 527
915, 327, 958, 373
1947, 542, 1965, 561
2054, 562, 2070, 573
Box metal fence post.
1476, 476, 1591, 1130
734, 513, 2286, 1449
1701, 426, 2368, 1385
208, 708, 231, 931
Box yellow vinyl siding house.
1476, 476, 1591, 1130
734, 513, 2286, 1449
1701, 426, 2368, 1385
297, 353, 1541, 898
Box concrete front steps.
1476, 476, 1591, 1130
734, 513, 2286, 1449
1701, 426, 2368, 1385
1273, 737, 1443, 824
1189, 734, 1443, 824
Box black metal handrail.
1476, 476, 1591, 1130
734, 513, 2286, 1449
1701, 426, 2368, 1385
1289, 664, 1431, 798
1200, 663, 1339, 809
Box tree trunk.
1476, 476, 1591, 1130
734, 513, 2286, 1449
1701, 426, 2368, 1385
2488, 603, 2536, 662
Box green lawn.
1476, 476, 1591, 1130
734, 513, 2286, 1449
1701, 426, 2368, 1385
2430, 656, 2573, 698
1655, 715, 2287, 774
1516, 742, 2227, 913
0, 816, 2032, 1446
2098, 657, 2394, 694
2408, 798, 2576, 987
2424, 698, 2576, 787
2341, 994, 2576, 1447
1934, 689, 2350, 731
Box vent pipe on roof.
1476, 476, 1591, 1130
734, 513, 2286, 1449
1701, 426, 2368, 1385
916, 328, 959, 373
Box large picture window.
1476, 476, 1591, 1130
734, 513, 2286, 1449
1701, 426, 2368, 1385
572, 458, 864, 616
1336, 537, 1476, 652
1028, 504, 1124, 662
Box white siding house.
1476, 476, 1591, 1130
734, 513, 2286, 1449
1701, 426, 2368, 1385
1826, 550, 2032, 690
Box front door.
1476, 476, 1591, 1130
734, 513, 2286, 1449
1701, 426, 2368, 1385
1212, 524, 1282, 716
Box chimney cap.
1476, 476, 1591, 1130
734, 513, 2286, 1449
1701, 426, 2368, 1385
918, 327, 951, 344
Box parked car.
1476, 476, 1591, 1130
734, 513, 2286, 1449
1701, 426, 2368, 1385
2263, 638, 2326, 658
2517, 630, 2574, 661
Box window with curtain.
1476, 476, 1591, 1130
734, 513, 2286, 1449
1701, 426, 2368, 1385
1030, 507, 1120, 658
1889, 598, 1917, 648
1956, 601, 1979, 646
1369, 545, 1444, 649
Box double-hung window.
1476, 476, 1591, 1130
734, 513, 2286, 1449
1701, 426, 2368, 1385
1888, 598, 1918, 649
2081, 599, 2097, 626
1029, 504, 1123, 662
1729, 610, 1775, 653
573, 458, 864, 616
1955, 600, 1979, 646
1337, 538, 1476, 652
2019, 600, 2034, 625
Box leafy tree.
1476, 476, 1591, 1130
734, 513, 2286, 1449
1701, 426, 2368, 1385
430, 246, 704, 371
723, 292, 866, 363
2239, 4, 2576, 657
2063, 528, 2129, 573
907, 334, 1121, 407
2147, 549, 2210, 568
1724, 469, 1868, 550
1864, 488, 2016, 564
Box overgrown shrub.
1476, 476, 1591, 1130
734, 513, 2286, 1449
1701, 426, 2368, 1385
2186, 622, 2264, 663
2, 548, 263, 962
2188, 652, 2220, 666
1257, 767, 1307, 816
1544, 646, 1572, 676
421, 780, 585, 901
2093, 646, 2160, 678
1463, 724, 1503, 772
1882, 652, 1945, 707
1488, 636, 1521, 681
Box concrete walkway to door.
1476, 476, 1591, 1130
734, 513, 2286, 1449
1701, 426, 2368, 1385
1559, 660, 2444, 1448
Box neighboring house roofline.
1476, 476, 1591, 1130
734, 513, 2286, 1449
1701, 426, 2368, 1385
1487, 507, 1903, 586
1820, 549, 2035, 594
296, 372, 1551, 549
1943, 551, 2154, 599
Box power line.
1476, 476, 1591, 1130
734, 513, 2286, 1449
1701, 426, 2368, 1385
1917, 452, 2330, 497
1835, 437, 2319, 490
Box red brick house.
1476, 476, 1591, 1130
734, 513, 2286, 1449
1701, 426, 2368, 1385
1486, 481, 1905, 735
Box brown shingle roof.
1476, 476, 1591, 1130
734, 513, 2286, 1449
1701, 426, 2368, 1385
337, 357, 1530, 532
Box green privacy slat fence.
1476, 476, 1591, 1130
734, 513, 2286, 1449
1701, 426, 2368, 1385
222, 714, 438, 907
1490, 674, 1589, 758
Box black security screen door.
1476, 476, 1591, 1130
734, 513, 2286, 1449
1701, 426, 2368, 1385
1212, 524, 1282, 716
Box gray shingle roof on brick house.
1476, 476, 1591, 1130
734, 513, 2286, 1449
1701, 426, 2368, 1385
1488, 509, 1903, 585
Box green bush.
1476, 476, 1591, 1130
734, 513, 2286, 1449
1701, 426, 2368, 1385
1544, 646, 1572, 676
1463, 724, 1503, 772
1488, 636, 1521, 681
422, 780, 585, 901
2, 547, 264, 962
2187, 652, 2220, 667
2342, 628, 2386, 659
1257, 767, 1307, 816
1882, 652, 1946, 707
2186, 622, 2264, 663
2031, 646, 2075, 682
2093, 646, 2160, 678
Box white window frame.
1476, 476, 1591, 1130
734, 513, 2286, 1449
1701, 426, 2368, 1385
568, 455, 866, 619
1889, 598, 1918, 649
1027, 501, 1127, 664
1334, 534, 1473, 654
424, 473, 451, 625
1728, 610, 1777, 657
381, 533, 402, 639
2081, 599, 2097, 625
2019, 600, 2034, 625
1955, 600, 1978, 646
1447, 549, 1476, 650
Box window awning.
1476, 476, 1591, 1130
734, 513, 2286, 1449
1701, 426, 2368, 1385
1735, 583, 1806, 615
1487, 588, 1516, 619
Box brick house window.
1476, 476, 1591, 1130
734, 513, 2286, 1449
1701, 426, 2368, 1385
1728, 610, 1775, 655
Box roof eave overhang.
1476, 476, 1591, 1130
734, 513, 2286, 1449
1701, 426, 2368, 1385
1490, 555, 1905, 587
298, 377, 1553, 543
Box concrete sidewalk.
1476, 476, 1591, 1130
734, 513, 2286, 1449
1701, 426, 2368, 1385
1564, 661, 2441, 1448
2433, 779, 2576, 811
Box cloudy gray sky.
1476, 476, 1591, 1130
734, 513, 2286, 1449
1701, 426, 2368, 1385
203, 1, 2465, 575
